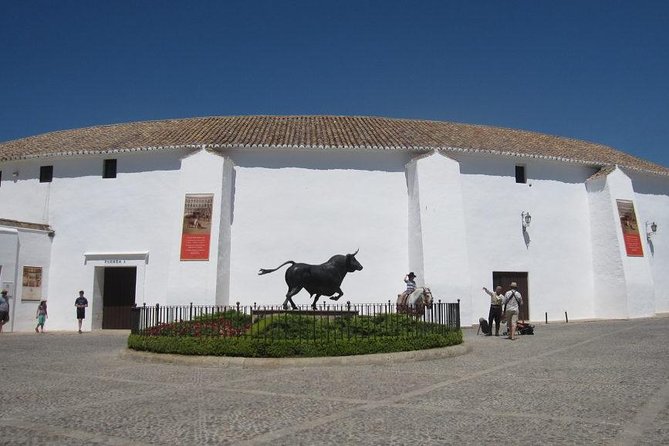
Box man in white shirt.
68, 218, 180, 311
482, 285, 503, 336
503, 282, 523, 340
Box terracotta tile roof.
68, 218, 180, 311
0, 115, 666, 176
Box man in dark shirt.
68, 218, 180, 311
75, 290, 88, 334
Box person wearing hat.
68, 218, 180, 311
502, 282, 523, 340
398, 272, 417, 304
0, 290, 10, 333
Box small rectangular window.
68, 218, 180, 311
40, 166, 53, 183
515, 165, 526, 184
103, 159, 117, 179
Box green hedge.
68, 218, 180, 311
127, 330, 463, 358
245, 312, 452, 339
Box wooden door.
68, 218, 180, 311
102, 267, 136, 329
492, 272, 529, 321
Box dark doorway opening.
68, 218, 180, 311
492, 271, 529, 321
102, 267, 136, 329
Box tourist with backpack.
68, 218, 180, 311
503, 282, 523, 340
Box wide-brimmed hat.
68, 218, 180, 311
510, 282, 518, 288
408, 272, 416, 279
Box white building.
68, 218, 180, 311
0, 116, 667, 332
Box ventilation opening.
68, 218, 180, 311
40, 166, 53, 183
515, 165, 526, 184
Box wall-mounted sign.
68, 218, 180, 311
22, 266, 43, 301
180, 194, 213, 261
616, 199, 643, 257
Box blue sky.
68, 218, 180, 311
1, 0, 668, 167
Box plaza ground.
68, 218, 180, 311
1, 317, 668, 445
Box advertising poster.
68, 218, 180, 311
180, 193, 214, 261
22, 266, 43, 301
616, 200, 643, 257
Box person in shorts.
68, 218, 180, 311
35, 300, 48, 333
0, 290, 9, 333
503, 282, 523, 340
75, 290, 88, 333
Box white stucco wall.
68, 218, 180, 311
1, 145, 668, 332
1, 150, 193, 330
458, 153, 597, 325
226, 148, 412, 308
631, 171, 669, 313
407, 152, 471, 318
166, 149, 226, 305
0, 227, 19, 330
586, 174, 628, 319
605, 169, 655, 318
0, 227, 52, 332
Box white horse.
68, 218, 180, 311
396, 287, 433, 317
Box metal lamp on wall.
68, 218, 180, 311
646, 221, 658, 241
522, 211, 532, 231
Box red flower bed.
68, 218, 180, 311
144, 317, 251, 337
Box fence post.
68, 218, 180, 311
189, 302, 193, 320
155, 303, 160, 326
545, 312, 548, 324
456, 299, 461, 329
130, 306, 140, 334
565, 311, 569, 323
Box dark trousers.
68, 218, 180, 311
488, 305, 502, 335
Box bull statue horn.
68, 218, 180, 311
352, 248, 359, 256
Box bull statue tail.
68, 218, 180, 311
258, 261, 295, 275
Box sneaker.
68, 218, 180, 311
78, 330, 82, 334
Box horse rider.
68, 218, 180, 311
399, 272, 417, 304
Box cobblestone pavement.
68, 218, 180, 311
1, 317, 668, 445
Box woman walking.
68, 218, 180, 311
35, 300, 47, 333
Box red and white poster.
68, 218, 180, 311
180, 194, 213, 261
616, 199, 643, 257
22, 266, 43, 301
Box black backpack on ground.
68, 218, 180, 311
478, 317, 491, 335
518, 323, 534, 335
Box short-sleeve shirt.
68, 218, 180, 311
503, 290, 522, 312
75, 296, 88, 307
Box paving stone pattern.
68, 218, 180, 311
1, 318, 668, 445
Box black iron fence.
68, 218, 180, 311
130, 300, 460, 340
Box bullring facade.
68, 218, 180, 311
0, 116, 667, 332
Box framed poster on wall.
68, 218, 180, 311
180, 193, 214, 261
616, 200, 643, 257
22, 266, 43, 301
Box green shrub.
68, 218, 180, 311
244, 312, 454, 340
130, 311, 463, 358
127, 330, 463, 358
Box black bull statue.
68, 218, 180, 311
258, 250, 363, 310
